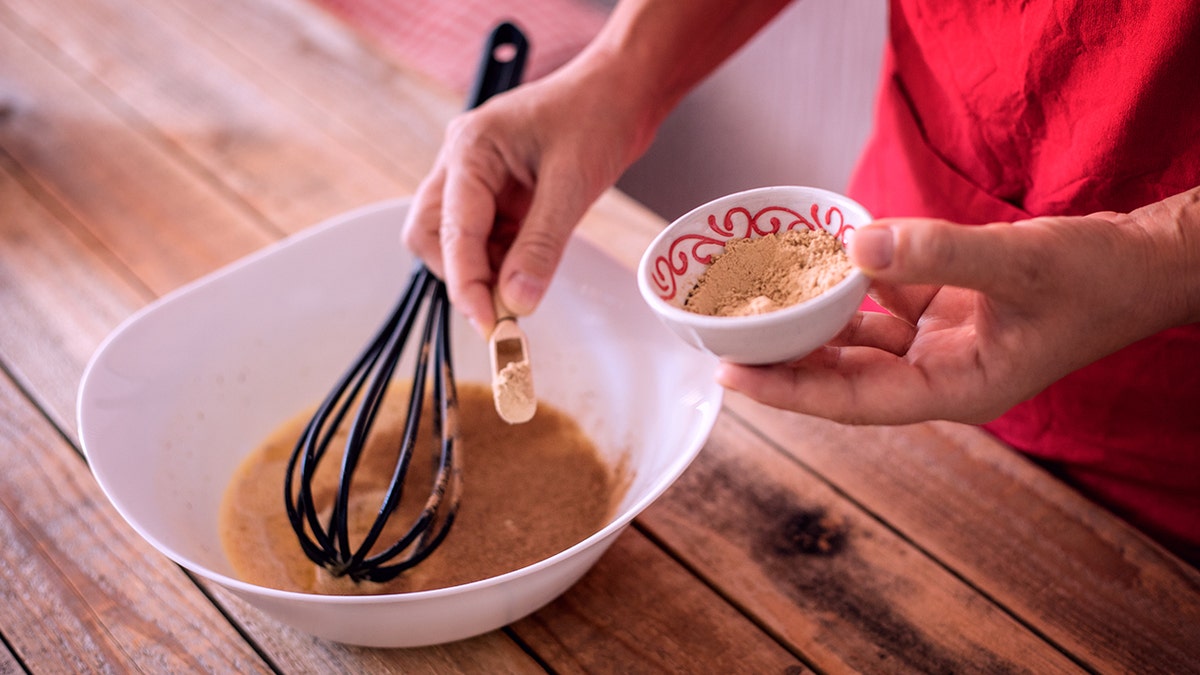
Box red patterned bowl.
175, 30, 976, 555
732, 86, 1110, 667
637, 185, 871, 365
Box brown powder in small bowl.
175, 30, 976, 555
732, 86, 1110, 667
683, 229, 852, 317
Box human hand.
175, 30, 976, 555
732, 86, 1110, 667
402, 60, 650, 334
716, 190, 1200, 424
403, 0, 798, 334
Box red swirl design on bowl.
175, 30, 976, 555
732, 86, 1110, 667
650, 202, 857, 301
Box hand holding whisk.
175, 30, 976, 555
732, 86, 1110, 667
284, 23, 529, 584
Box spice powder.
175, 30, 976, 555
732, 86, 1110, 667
684, 229, 852, 317
219, 381, 625, 595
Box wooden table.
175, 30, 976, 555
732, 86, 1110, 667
2, 0, 1198, 672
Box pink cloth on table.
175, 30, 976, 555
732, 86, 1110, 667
310, 0, 607, 93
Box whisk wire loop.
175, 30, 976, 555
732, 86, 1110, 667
284, 266, 461, 582
361, 282, 461, 578
331, 267, 433, 565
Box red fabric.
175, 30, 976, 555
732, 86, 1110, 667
849, 1, 1200, 563
309, 0, 606, 94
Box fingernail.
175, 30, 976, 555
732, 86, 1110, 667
504, 272, 547, 315
713, 363, 734, 389
852, 226, 894, 270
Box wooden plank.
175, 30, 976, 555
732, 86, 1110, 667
205, 584, 544, 673
4, 0, 415, 232
0, 16, 277, 298
0, 647, 22, 675
0, 150, 273, 670
11, 0, 1188, 672
0, 369, 273, 673
0, 156, 150, 438
513, 528, 806, 673
178, 0, 460, 175
638, 412, 1086, 673
154, 0, 465, 184
724, 394, 1200, 673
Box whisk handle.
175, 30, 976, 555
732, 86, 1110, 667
465, 22, 529, 110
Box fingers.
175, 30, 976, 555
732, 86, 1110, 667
400, 125, 587, 334
401, 167, 449, 278
863, 281, 940, 327
440, 156, 506, 330
722, 214, 1170, 426
715, 311, 926, 424
401, 152, 503, 334
402, 108, 534, 333
718, 342, 1010, 425
828, 310, 917, 354
495, 162, 584, 316
716, 348, 935, 425
851, 219, 1045, 303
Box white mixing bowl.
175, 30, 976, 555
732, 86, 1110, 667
77, 199, 722, 648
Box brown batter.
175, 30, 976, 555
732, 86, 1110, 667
219, 381, 624, 595
684, 229, 852, 316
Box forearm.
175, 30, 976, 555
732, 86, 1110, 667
571, 0, 795, 150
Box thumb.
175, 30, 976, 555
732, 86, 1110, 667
850, 218, 1021, 293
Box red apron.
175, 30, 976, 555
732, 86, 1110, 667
848, 1, 1200, 564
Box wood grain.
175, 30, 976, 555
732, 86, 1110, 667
639, 412, 1086, 673
162, 0, 461, 186
513, 528, 805, 673
725, 393, 1200, 673
0, 16, 277, 298
0, 155, 149, 438
0, 369, 271, 672
205, 584, 544, 673
0, 647, 24, 675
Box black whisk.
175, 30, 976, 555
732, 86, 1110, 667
284, 22, 528, 584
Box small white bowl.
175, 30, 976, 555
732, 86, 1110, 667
77, 199, 722, 648
637, 185, 871, 365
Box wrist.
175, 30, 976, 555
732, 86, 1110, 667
1128, 185, 1200, 328
562, 43, 671, 162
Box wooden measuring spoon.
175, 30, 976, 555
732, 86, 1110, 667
489, 292, 536, 424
